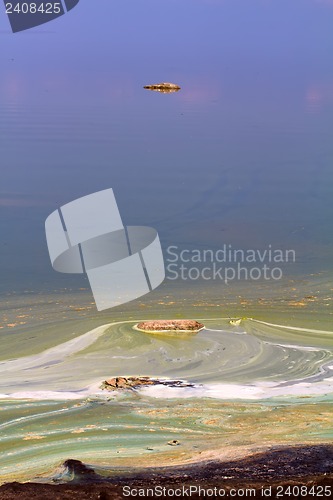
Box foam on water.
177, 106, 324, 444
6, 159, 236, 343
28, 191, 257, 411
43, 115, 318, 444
2, 379, 333, 402
139, 378, 333, 400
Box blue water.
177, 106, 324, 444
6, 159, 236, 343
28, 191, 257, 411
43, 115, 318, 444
1, 0, 333, 295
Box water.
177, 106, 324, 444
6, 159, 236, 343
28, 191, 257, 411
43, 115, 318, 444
0, 318, 333, 482
0, 0, 333, 484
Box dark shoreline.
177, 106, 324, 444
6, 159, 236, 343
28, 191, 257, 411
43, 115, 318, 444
1, 444, 333, 499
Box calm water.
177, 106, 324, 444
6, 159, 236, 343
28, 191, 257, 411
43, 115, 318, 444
0, 0, 332, 483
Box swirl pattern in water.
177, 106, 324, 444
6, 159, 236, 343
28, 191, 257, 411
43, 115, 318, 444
0, 318, 332, 483
0, 318, 332, 399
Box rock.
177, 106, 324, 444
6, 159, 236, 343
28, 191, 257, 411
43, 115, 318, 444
143, 82, 181, 93
101, 376, 195, 391
135, 319, 204, 333
62, 459, 99, 480
101, 376, 154, 390
167, 440, 180, 446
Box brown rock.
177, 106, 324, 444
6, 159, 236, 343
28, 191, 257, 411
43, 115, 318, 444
102, 377, 155, 390
135, 319, 204, 332
143, 82, 181, 93
101, 377, 195, 391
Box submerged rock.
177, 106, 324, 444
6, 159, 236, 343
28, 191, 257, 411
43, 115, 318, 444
101, 376, 194, 391
144, 82, 181, 93
135, 319, 204, 333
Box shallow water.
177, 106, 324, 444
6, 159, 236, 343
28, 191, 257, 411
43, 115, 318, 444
0, 315, 332, 482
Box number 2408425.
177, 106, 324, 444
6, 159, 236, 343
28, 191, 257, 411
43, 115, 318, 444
5, 3, 62, 14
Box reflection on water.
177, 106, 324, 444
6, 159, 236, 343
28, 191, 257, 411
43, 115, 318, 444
305, 82, 333, 114
1, 56, 332, 293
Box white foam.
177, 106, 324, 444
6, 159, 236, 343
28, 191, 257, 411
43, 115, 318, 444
0, 379, 117, 401
0, 391, 85, 400
139, 383, 264, 400
1, 376, 332, 401
139, 379, 333, 400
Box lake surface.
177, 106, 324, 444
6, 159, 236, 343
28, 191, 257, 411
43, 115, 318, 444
0, 0, 332, 483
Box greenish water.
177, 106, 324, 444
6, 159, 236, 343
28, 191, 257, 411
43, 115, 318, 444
0, 290, 332, 483
1, 317, 333, 393
0, 273, 332, 483
1, 395, 333, 483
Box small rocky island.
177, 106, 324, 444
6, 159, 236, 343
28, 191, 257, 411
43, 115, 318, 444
144, 82, 181, 93
134, 319, 204, 334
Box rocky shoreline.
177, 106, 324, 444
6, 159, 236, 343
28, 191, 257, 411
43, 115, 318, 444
0, 445, 332, 499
